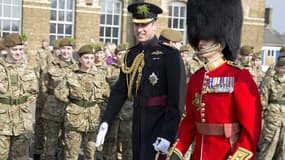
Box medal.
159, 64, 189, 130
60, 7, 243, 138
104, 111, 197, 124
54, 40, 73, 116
149, 72, 158, 86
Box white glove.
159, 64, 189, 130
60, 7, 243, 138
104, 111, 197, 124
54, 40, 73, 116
152, 137, 171, 154
95, 122, 108, 147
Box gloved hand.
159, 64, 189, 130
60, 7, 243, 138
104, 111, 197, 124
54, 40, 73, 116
152, 137, 170, 154
95, 122, 108, 147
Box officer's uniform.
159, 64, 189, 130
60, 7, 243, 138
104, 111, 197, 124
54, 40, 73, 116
54, 44, 109, 160
101, 2, 186, 160
169, 1, 261, 160
0, 33, 39, 159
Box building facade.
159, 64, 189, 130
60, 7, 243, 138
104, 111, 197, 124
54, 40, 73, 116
0, 0, 265, 51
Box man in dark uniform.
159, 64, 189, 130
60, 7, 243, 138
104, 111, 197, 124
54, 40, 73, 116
95, 2, 186, 160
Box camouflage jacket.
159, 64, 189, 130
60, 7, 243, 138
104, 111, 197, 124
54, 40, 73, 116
251, 67, 265, 87
41, 58, 78, 121
54, 65, 109, 132
260, 73, 285, 126
106, 61, 134, 120
0, 57, 39, 135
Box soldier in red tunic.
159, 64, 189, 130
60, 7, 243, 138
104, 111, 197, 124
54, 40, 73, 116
169, 0, 262, 160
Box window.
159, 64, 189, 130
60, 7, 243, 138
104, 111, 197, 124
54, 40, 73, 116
49, 0, 75, 45
99, 0, 122, 45
0, 0, 22, 37
168, 2, 187, 43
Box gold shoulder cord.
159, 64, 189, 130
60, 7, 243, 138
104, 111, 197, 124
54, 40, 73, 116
121, 50, 145, 99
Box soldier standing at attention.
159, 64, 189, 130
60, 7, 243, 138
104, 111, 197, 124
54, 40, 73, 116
168, 0, 261, 160
238, 45, 254, 72
0, 33, 39, 159
54, 43, 109, 160
40, 38, 78, 160
103, 43, 133, 160
255, 49, 285, 160
95, 2, 186, 160
251, 51, 265, 87
33, 39, 53, 159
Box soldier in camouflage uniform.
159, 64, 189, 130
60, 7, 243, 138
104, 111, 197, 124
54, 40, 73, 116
255, 50, 285, 160
180, 44, 193, 80
33, 39, 54, 159
52, 39, 62, 58
103, 43, 133, 160
251, 51, 265, 87
93, 42, 110, 111
237, 45, 254, 73
181, 44, 204, 78
41, 38, 78, 160
0, 33, 39, 159
54, 43, 109, 160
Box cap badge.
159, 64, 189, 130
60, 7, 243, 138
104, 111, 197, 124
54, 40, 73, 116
137, 4, 149, 16
149, 72, 158, 86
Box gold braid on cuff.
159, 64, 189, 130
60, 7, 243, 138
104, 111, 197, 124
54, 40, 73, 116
228, 147, 253, 160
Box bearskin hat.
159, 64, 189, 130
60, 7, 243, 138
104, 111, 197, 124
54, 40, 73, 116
187, 0, 243, 61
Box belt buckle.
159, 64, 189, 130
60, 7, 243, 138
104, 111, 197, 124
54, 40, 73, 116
83, 101, 88, 107
11, 98, 18, 105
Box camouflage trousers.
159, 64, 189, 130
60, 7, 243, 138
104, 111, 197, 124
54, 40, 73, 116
64, 130, 96, 160
103, 118, 132, 160
0, 134, 30, 160
255, 122, 285, 160
33, 96, 45, 155
41, 119, 64, 160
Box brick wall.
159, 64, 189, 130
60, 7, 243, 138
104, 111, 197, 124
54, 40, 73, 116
22, 0, 50, 49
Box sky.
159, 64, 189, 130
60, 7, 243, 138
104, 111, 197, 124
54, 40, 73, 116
266, 0, 285, 34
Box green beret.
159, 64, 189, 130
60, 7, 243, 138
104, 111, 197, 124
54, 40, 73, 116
3, 33, 25, 47
59, 37, 75, 47
252, 50, 262, 60
240, 45, 254, 56
180, 44, 191, 52
277, 57, 285, 67
160, 29, 182, 42
115, 43, 128, 53
53, 39, 61, 49
252, 54, 261, 60
78, 43, 104, 56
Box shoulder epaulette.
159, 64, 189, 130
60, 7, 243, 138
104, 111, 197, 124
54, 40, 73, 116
227, 61, 243, 70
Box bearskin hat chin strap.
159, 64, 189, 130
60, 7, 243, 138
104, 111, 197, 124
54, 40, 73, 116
196, 43, 221, 55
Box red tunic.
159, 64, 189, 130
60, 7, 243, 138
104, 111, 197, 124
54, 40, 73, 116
175, 61, 261, 160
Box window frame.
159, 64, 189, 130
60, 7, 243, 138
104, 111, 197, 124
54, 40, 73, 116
168, 2, 187, 44
0, 0, 22, 37
99, 0, 122, 45
49, 0, 75, 45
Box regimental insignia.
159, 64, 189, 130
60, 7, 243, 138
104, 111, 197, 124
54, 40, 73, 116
151, 51, 164, 55
205, 76, 235, 93
192, 93, 202, 106
149, 72, 158, 86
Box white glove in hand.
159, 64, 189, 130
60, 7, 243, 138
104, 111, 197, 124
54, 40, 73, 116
95, 122, 108, 147
152, 137, 170, 154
